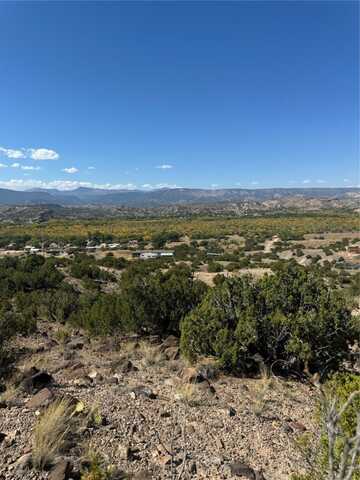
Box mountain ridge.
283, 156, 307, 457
0, 186, 357, 206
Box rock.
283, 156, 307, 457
161, 335, 179, 349
21, 369, 54, 394
160, 410, 171, 418
2, 430, 18, 447
130, 386, 157, 399
119, 359, 137, 374
67, 338, 84, 350
215, 437, 225, 450
229, 462, 256, 479
288, 421, 307, 432
164, 346, 180, 361
15, 453, 32, 471
133, 471, 153, 480
26, 388, 54, 409
197, 363, 218, 380
228, 406, 236, 417
0, 432, 6, 444
87, 369, 98, 379
158, 453, 172, 466
49, 458, 73, 480
181, 367, 205, 384
117, 444, 133, 460
188, 461, 197, 474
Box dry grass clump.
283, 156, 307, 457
53, 325, 72, 346
32, 398, 82, 469
175, 383, 202, 407
138, 341, 165, 368
251, 366, 275, 417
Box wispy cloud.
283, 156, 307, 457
302, 179, 311, 184
141, 183, 178, 189
0, 146, 59, 161
21, 165, 40, 171
316, 179, 326, 184
0, 179, 139, 191
0, 163, 8, 168
88, 166, 95, 170
62, 167, 78, 174
251, 181, 259, 185
156, 164, 174, 169
0, 147, 26, 159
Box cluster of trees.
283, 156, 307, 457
71, 262, 207, 336
0, 213, 357, 244
0, 252, 358, 378
0, 255, 64, 365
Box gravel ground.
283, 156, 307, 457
0, 324, 317, 480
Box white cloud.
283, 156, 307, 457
10, 163, 40, 171
141, 183, 178, 189
251, 181, 259, 185
316, 179, 326, 184
302, 179, 311, 184
88, 166, 95, 170
21, 165, 40, 171
343, 178, 350, 183
29, 148, 59, 160
0, 146, 59, 161
0, 179, 139, 191
0, 147, 26, 159
62, 167, 79, 174
156, 164, 174, 169
0, 163, 8, 168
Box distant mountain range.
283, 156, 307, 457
0, 187, 358, 206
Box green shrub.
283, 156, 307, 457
181, 263, 354, 374
207, 261, 222, 273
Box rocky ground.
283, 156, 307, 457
0, 323, 318, 480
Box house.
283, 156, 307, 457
133, 250, 174, 259
108, 243, 120, 249
140, 252, 159, 259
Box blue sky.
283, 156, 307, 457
0, 1, 358, 190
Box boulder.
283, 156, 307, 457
26, 388, 54, 409
130, 386, 157, 400
49, 458, 73, 480
229, 462, 256, 479
181, 367, 205, 384
66, 338, 85, 350
164, 346, 180, 361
